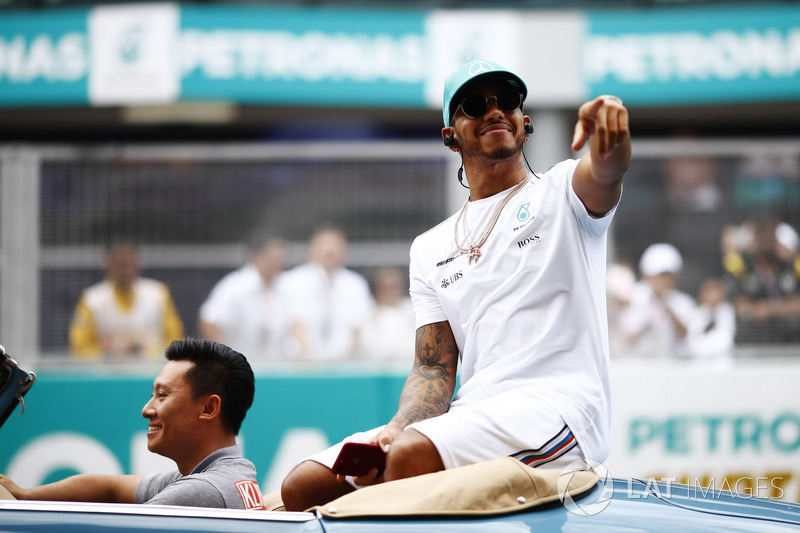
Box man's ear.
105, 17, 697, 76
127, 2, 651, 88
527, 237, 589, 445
442, 127, 458, 151
199, 394, 222, 421
523, 116, 534, 135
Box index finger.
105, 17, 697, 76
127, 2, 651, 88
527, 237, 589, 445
579, 97, 606, 120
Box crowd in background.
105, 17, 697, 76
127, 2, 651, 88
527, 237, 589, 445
69, 215, 800, 364
68, 226, 416, 363
608, 217, 800, 361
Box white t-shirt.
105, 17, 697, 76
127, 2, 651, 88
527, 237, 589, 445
359, 297, 416, 360
687, 301, 736, 359
619, 282, 696, 358
409, 159, 617, 463
199, 263, 287, 360
279, 262, 375, 360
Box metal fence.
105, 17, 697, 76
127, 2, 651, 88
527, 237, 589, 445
1, 139, 799, 360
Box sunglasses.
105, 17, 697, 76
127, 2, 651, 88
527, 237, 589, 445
456, 90, 523, 119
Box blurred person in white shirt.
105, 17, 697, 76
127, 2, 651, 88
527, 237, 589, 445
198, 236, 288, 361
279, 226, 374, 360
606, 258, 637, 357
619, 243, 696, 358
358, 266, 416, 361
687, 277, 736, 361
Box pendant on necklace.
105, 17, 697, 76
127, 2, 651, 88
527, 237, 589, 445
468, 246, 481, 264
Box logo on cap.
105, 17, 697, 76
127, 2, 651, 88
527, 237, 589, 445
468, 61, 495, 77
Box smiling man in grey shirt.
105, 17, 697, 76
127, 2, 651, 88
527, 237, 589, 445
1, 339, 265, 510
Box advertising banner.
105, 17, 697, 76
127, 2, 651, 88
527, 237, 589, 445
179, 5, 427, 107
584, 4, 800, 105
0, 3, 429, 108
606, 358, 800, 502
0, 7, 88, 105
2, 3, 799, 108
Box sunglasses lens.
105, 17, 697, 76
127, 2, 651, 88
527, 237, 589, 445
459, 91, 522, 118
461, 95, 488, 118
497, 90, 522, 112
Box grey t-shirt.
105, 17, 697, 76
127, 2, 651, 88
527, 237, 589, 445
136, 445, 264, 510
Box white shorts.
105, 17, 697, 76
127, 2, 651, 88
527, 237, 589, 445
306, 387, 584, 475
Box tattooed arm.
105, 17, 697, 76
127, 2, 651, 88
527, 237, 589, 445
374, 321, 459, 451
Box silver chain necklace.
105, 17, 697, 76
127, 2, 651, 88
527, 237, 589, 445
454, 173, 532, 265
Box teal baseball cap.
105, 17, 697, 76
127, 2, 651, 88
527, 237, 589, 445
442, 59, 527, 127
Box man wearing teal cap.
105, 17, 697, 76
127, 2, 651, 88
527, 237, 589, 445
281, 58, 630, 512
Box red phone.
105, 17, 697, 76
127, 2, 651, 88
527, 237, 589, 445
331, 442, 386, 477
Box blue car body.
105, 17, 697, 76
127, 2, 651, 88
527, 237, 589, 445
2, 478, 800, 532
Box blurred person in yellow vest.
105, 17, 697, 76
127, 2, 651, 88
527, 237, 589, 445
69, 243, 184, 361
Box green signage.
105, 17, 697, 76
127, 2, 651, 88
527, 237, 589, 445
585, 5, 800, 104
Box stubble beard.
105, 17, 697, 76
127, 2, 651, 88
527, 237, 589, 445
487, 143, 521, 161
460, 133, 525, 163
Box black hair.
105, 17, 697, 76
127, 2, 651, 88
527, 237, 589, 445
165, 338, 255, 435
